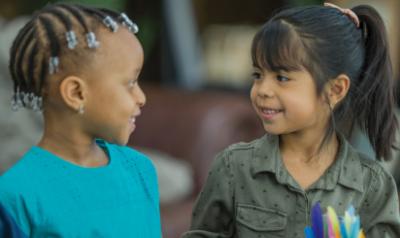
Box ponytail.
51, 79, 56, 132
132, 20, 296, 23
352, 5, 398, 160
251, 5, 398, 160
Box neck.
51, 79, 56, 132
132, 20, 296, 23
38, 112, 107, 167
279, 129, 338, 164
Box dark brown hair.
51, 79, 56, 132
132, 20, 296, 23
251, 5, 397, 160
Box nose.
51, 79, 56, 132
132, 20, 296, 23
134, 85, 146, 108
256, 76, 275, 98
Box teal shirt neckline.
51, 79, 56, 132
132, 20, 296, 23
0, 141, 161, 238
30, 139, 115, 171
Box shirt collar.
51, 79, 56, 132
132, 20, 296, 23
250, 133, 364, 193
251, 134, 279, 175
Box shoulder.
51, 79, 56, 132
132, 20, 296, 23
1, 148, 34, 178
212, 135, 269, 169
338, 133, 394, 189
0, 152, 34, 235
356, 151, 394, 183
351, 151, 400, 233
108, 143, 160, 204
220, 135, 266, 157
108, 143, 154, 166
348, 148, 397, 198
0, 149, 37, 198
0, 176, 20, 205
226, 136, 264, 151
108, 143, 157, 176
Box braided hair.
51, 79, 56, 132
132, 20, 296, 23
9, 3, 139, 111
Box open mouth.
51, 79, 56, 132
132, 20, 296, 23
129, 116, 136, 124
128, 115, 138, 132
258, 107, 283, 120
261, 108, 283, 114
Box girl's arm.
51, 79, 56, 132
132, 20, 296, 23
182, 150, 235, 238
361, 164, 400, 237
0, 202, 28, 238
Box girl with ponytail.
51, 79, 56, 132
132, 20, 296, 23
184, 3, 400, 237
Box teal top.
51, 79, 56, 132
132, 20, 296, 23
0, 140, 161, 238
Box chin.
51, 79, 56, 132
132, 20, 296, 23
102, 127, 133, 145
264, 127, 296, 136
114, 136, 130, 146
101, 134, 129, 146
263, 125, 282, 135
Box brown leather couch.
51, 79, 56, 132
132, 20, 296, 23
128, 84, 265, 238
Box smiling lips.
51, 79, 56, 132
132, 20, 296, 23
129, 113, 140, 132
258, 107, 283, 120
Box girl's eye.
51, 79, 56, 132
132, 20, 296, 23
128, 80, 137, 88
251, 72, 262, 80
276, 75, 289, 82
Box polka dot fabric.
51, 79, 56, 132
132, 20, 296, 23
182, 134, 400, 237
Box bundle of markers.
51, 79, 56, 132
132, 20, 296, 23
304, 203, 366, 238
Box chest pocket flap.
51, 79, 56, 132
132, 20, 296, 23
236, 204, 287, 231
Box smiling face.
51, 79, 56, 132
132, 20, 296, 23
250, 67, 330, 136
250, 18, 333, 138
81, 27, 145, 145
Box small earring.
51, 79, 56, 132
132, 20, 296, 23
78, 104, 85, 114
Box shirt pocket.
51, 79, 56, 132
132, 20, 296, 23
236, 204, 287, 237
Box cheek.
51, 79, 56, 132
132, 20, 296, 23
87, 82, 115, 104
250, 84, 258, 103
284, 92, 318, 118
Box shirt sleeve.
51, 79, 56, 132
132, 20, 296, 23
117, 146, 162, 238
139, 153, 160, 210
119, 146, 161, 209
0, 202, 29, 238
361, 164, 400, 237
0, 180, 30, 238
140, 155, 162, 238
182, 150, 235, 238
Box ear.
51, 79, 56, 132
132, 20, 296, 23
59, 76, 87, 112
325, 74, 350, 108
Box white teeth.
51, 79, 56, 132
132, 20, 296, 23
262, 109, 280, 114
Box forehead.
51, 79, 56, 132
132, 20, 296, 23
252, 20, 307, 72
90, 27, 144, 74
103, 27, 142, 62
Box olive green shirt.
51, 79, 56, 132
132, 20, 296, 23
182, 134, 400, 238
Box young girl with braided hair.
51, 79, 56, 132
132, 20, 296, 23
184, 3, 400, 238
0, 3, 160, 237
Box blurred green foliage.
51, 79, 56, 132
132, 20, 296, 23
1, 0, 127, 18
290, 0, 324, 6
57, 0, 127, 11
